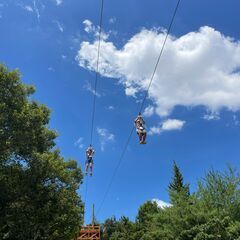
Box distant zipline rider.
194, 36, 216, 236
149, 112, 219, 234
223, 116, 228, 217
85, 144, 95, 176
134, 113, 147, 144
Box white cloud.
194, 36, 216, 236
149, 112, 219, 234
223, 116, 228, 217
152, 199, 172, 209
77, 26, 240, 118
84, 81, 101, 97
233, 115, 240, 126
149, 126, 162, 135
83, 19, 94, 33
109, 17, 116, 24
55, 0, 63, 5
33, 0, 40, 22
97, 127, 115, 151
108, 105, 115, 110
149, 119, 185, 135
143, 105, 155, 117
48, 67, 55, 72
54, 20, 64, 32
75, 137, 84, 149
203, 111, 220, 121
17, 3, 34, 12
61, 55, 67, 60
161, 119, 186, 131
23, 5, 33, 12
82, 19, 109, 40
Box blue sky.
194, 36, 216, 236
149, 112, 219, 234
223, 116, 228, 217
1, 0, 240, 223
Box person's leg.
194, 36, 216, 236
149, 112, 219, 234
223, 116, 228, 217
85, 163, 89, 174
90, 162, 93, 176
137, 131, 142, 143
138, 133, 142, 143
142, 132, 147, 143
139, 131, 144, 144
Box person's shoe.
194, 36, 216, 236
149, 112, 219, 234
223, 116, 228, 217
90, 172, 92, 176
139, 141, 143, 144
142, 141, 146, 144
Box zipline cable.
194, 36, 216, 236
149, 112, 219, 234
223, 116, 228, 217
84, 0, 104, 224
90, 0, 104, 145
96, 127, 135, 216
96, 0, 181, 217
139, 0, 181, 113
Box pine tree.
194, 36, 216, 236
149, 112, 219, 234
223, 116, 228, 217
168, 161, 190, 203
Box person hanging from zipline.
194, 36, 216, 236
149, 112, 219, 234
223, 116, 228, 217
134, 112, 147, 144
85, 144, 95, 176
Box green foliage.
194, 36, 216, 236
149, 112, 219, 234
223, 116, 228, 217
102, 216, 134, 240
0, 64, 83, 239
168, 161, 190, 204
102, 164, 240, 240
136, 201, 159, 225
0, 65, 56, 161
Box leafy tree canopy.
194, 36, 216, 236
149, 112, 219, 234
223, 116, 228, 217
0, 64, 83, 240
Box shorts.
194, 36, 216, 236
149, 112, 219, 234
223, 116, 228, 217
137, 128, 146, 134
85, 157, 93, 164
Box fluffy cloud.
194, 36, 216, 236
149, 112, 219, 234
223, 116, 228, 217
143, 105, 155, 117
74, 137, 84, 149
82, 19, 109, 41
55, 0, 62, 6
97, 127, 115, 151
149, 119, 185, 135
83, 19, 95, 33
161, 119, 186, 131
152, 199, 172, 209
23, 5, 33, 12
202, 112, 220, 121
77, 26, 240, 117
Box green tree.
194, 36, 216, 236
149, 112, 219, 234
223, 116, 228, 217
168, 161, 190, 204
100, 166, 240, 240
136, 201, 159, 225
0, 64, 83, 239
197, 167, 240, 218
102, 216, 134, 240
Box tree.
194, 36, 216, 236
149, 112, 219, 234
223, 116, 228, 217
168, 161, 190, 204
100, 165, 240, 240
136, 201, 159, 225
197, 167, 240, 218
0, 64, 83, 239
102, 216, 134, 240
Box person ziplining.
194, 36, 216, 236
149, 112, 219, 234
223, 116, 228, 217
134, 112, 147, 144
85, 144, 95, 176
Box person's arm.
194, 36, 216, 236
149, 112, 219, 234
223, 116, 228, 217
134, 117, 138, 127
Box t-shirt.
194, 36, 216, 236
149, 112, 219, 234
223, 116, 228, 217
134, 116, 145, 129
86, 148, 94, 157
